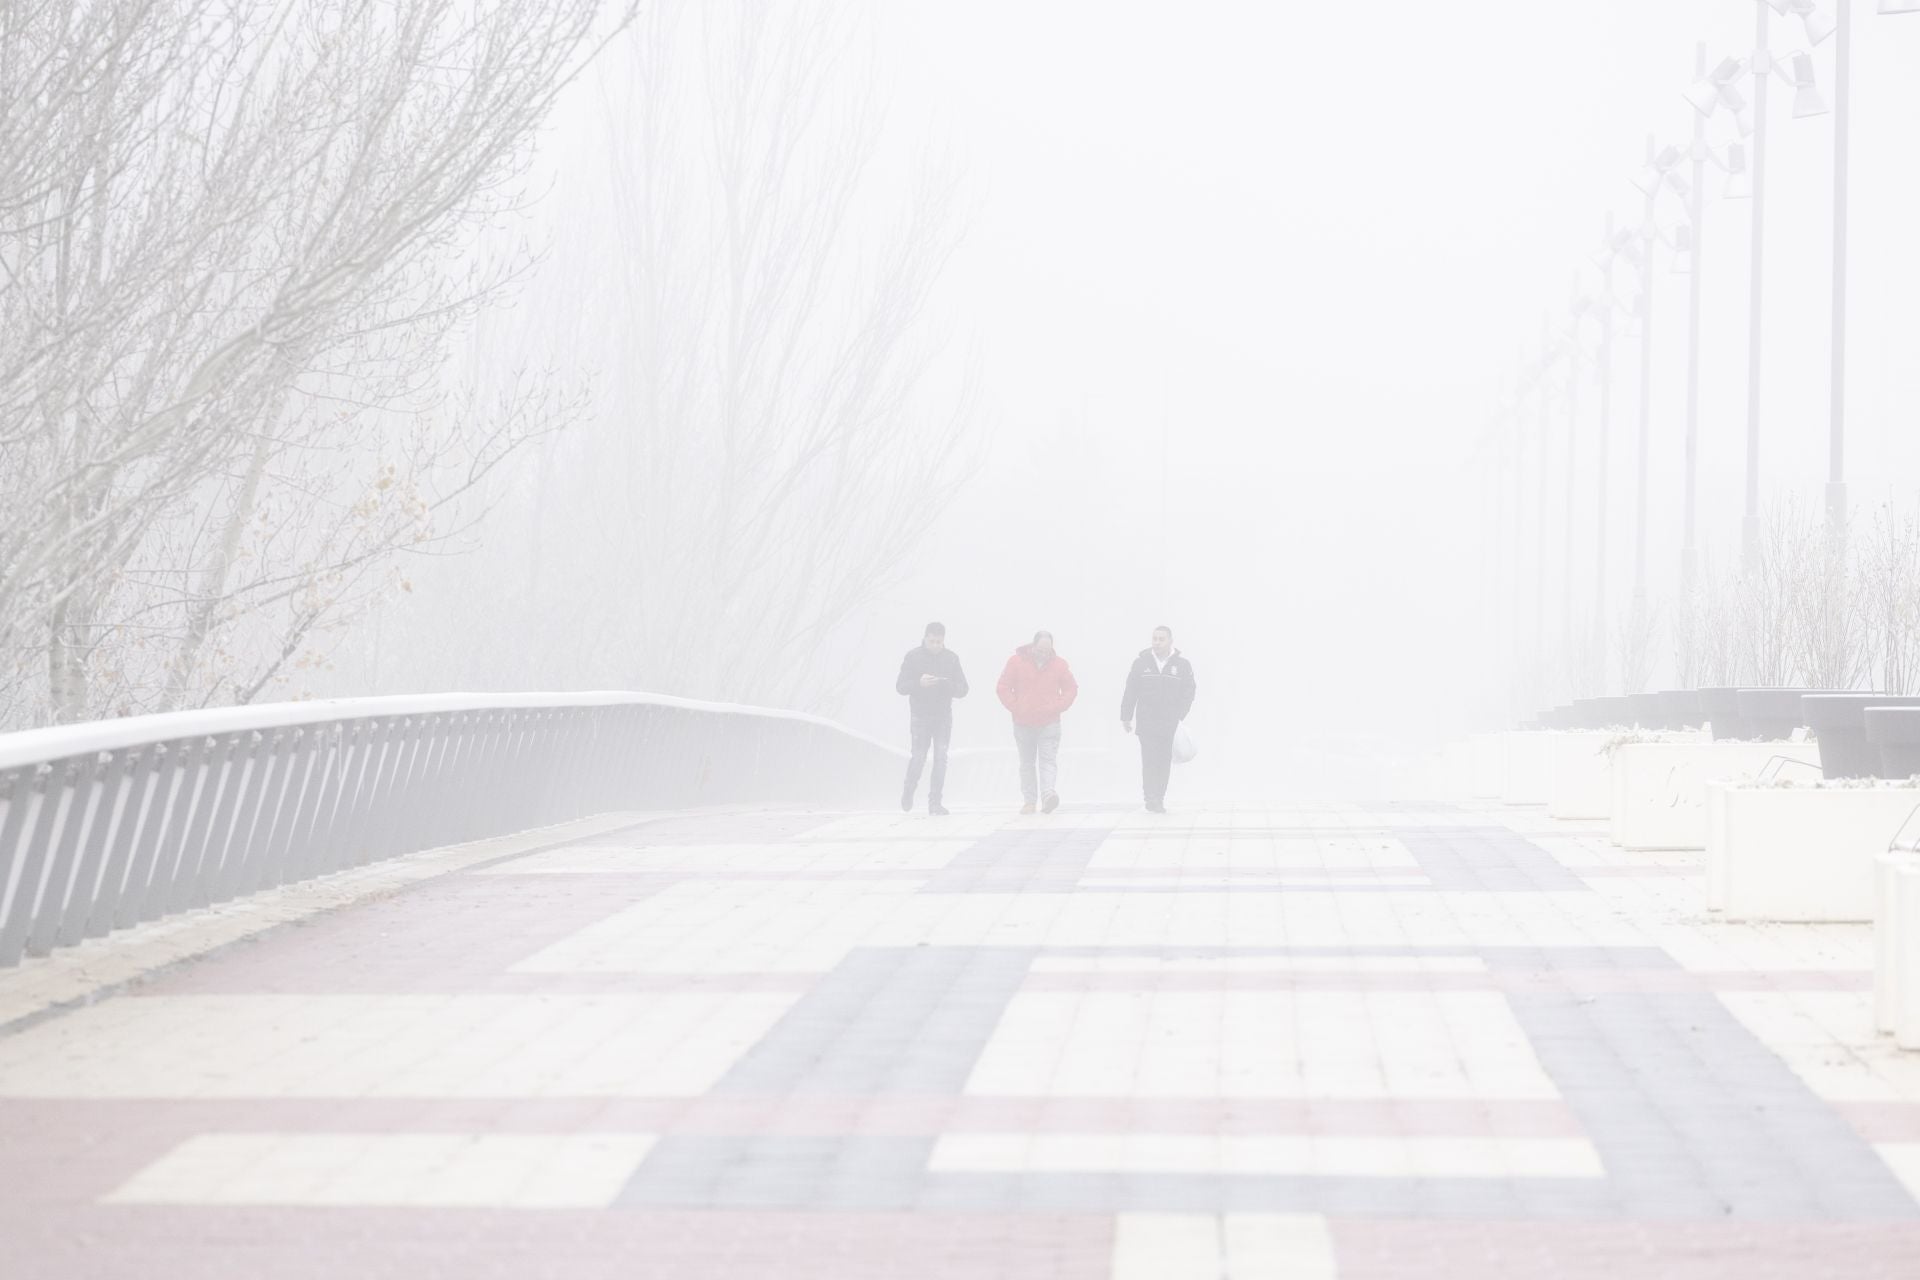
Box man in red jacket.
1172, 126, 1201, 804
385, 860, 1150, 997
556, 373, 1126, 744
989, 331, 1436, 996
995, 630, 1079, 814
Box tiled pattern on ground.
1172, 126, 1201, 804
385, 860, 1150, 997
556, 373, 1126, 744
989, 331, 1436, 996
4, 801, 1920, 1276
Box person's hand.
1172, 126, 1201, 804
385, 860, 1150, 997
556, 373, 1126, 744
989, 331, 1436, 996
920, 674, 940, 688
1120, 720, 1132, 735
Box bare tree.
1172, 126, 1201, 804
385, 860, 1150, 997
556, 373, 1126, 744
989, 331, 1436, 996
1860, 502, 1920, 695
1731, 503, 1811, 687
1564, 611, 1604, 699
1792, 526, 1865, 691
408, 0, 980, 712
1615, 598, 1659, 695
0, 0, 628, 727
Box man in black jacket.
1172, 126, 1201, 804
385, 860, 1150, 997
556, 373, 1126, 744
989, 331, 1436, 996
1120, 625, 1196, 814
896, 622, 968, 815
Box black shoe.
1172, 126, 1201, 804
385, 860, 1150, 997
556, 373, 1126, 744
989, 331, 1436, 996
929, 803, 950, 816
901, 791, 913, 812
1041, 792, 1059, 814
1145, 803, 1166, 814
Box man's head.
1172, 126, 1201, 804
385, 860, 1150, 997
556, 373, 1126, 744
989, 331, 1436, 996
1031, 630, 1055, 661
1151, 625, 1173, 658
923, 622, 946, 652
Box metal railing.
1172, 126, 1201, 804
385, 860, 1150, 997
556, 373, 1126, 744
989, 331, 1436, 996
0, 692, 904, 967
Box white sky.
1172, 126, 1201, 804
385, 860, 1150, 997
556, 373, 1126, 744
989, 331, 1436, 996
826, 0, 1920, 775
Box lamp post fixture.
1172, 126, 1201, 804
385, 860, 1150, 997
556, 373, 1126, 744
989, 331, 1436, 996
1626, 136, 1690, 678
1510, 355, 1530, 712
1580, 217, 1642, 695
1560, 284, 1585, 688
1672, 46, 1753, 601
1824, 1, 1920, 553
1535, 316, 1556, 708
1723, 2, 1835, 570
1574, 222, 1635, 702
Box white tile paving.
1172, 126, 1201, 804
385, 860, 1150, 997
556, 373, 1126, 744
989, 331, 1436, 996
0, 994, 796, 1098
106, 1132, 658, 1208
964, 991, 1561, 1100
936, 1133, 1604, 1178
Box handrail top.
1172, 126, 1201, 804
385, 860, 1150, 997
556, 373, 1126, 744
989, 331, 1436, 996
0, 691, 898, 772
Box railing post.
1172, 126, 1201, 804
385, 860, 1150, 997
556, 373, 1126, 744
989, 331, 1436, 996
58, 751, 131, 946
1, 760, 71, 963
27, 756, 100, 958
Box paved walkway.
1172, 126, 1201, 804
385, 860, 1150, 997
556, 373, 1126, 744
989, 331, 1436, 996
4, 801, 1920, 1277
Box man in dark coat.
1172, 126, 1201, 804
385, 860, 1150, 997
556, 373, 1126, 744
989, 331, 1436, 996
1120, 625, 1196, 814
896, 621, 968, 815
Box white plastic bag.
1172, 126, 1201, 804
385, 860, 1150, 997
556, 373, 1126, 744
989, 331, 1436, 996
1172, 724, 1198, 765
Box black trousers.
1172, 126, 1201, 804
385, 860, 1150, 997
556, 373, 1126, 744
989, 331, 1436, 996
904, 713, 952, 805
1138, 717, 1177, 807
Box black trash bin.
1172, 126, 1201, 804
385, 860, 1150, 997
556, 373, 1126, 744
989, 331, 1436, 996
1627, 692, 1666, 730
1804, 694, 1920, 779
1594, 696, 1635, 729
1699, 687, 1747, 740
1737, 689, 1830, 742
1867, 707, 1920, 778
1657, 689, 1705, 731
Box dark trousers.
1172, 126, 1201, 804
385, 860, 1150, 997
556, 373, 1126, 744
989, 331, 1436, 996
1138, 717, 1177, 807
904, 714, 952, 806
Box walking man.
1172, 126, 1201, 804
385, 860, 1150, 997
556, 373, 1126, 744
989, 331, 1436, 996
1121, 625, 1196, 814
995, 630, 1079, 814
897, 622, 968, 815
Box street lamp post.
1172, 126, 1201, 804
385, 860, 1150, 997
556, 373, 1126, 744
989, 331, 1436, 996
1683, 46, 1709, 599
1583, 216, 1638, 694
1627, 138, 1688, 680
1744, 3, 1773, 570
1511, 356, 1528, 714
1675, 46, 1754, 600
1824, 0, 1920, 549
1737, 2, 1835, 568
1536, 316, 1552, 707
1829, 2, 1853, 549
1562, 283, 1582, 684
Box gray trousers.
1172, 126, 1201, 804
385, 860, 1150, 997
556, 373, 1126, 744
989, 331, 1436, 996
904, 713, 951, 806
1013, 721, 1061, 803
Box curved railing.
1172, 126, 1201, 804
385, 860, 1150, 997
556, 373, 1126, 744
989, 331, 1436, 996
0, 692, 904, 968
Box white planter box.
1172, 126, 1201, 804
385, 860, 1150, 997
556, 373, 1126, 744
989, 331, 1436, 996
1500, 731, 1554, 806
1610, 742, 1821, 851
1707, 785, 1920, 921
1892, 862, 1920, 1051
1467, 733, 1505, 799
1874, 850, 1920, 1035
1545, 732, 1615, 819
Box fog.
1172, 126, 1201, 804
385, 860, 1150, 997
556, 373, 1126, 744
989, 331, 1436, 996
7, 0, 1919, 801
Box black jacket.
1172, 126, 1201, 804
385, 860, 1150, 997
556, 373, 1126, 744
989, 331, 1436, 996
896, 645, 969, 719
1121, 648, 1196, 725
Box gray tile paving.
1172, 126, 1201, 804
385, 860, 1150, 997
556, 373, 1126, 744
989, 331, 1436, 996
711, 946, 1038, 1096
1395, 826, 1589, 891
919, 827, 1113, 894
1508, 988, 1920, 1220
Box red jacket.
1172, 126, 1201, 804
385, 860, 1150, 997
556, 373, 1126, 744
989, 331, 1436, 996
996, 646, 1079, 727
